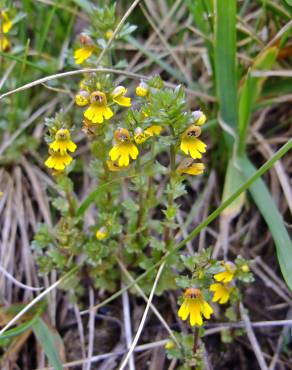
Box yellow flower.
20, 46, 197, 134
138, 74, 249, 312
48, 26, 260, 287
49, 128, 77, 154
180, 125, 206, 159
134, 127, 150, 144
210, 283, 233, 304
45, 151, 73, 171
96, 227, 108, 240
192, 110, 207, 126
1, 11, 12, 34
136, 82, 149, 97
74, 33, 96, 64
178, 288, 213, 326
75, 90, 90, 106
134, 125, 162, 144
74, 46, 95, 64
105, 30, 113, 39
109, 128, 139, 167
241, 264, 250, 273
176, 158, 205, 176
0, 36, 10, 51
214, 262, 236, 283
111, 86, 131, 107
84, 91, 113, 124
164, 341, 175, 350
145, 125, 162, 136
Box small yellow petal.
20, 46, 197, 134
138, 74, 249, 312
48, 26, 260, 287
74, 46, 94, 64
103, 106, 114, 120
178, 301, 190, 321
2, 11, 12, 34
109, 146, 120, 161
145, 125, 162, 136
45, 156, 54, 169
0, 36, 10, 51
113, 95, 132, 107
189, 301, 203, 326
129, 144, 139, 160
67, 141, 77, 153
118, 153, 130, 167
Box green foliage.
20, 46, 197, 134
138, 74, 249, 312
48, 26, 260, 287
32, 318, 64, 370
165, 332, 205, 370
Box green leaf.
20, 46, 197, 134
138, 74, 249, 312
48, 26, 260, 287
186, 0, 214, 71
214, 0, 237, 146
0, 303, 45, 342
0, 316, 37, 342
32, 318, 64, 370
238, 156, 292, 289
237, 47, 278, 155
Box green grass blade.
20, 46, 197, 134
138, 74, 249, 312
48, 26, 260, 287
186, 0, 214, 71
0, 316, 37, 342
32, 318, 63, 370
37, 5, 57, 53
239, 156, 292, 289
214, 0, 237, 147
221, 158, 245, 219
237, 46, 278, 155
0, 51, 49, 73
0, 302, 45, 342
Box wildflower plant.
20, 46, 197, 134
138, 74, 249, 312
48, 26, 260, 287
28, 3, 258, 369
33, 61, 255, 365
165, 249, 254, 366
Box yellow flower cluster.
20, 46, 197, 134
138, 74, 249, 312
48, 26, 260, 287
75, 86, 131, 125
178, 262, 238, 327
209, 261, 236, 304
45, 129, 77, 172
0, 10, 13, 51
178, 110, 207, 176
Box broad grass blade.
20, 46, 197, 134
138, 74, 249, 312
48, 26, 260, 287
214, 0, 237, 147
238, 47, 278, 155
239, 157, 292, 290
222, 159, 245, 219
32, 318, 64, 370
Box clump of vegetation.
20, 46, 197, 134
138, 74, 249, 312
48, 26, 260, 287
0, 1, 291, 370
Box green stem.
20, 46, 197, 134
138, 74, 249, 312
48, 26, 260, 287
66, 190, 76, 217
164, 143, 176, 246
192, 326, 200, 355
135, 156, 144, 235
